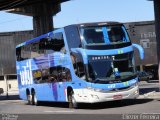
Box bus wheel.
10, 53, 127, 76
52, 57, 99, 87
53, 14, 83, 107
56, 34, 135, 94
68, 91, 77, 109
27, 94, 32, 105
32, 91, 38, 106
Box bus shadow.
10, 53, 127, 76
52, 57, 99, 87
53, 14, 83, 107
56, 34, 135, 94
77, 99, 153, 109
79, 99, 153, 109
38, 99, 153, 110
139, 87, 160, 95
0, 95, 19, 101
38, 102, 69, 108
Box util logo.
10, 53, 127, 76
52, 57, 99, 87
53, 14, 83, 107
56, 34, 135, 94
19, 60, 33, 86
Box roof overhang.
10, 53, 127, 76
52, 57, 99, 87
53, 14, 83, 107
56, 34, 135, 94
0, 0, 69, 16
0, 0, 68, 10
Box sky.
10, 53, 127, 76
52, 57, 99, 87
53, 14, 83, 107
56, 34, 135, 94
0, 0, 155, 32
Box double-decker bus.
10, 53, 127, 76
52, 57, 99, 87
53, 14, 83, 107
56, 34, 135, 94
16, 22, 144, 108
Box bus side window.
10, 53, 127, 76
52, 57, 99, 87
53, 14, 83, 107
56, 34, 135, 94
65, 69, 72, 81
16, 47, 21, 61
20, 45, 31, 60
51, 33, 66, 53
33, 70, 42, 83
49, 66, 72, 82
70, 53, 86, 80
31, 42, 42, 58
38, 33, 66, 54
59, 67, 72, 82
41, 69, 49, 81
39, 38, 48, 50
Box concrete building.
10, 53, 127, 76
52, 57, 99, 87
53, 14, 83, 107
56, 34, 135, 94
0, 30, 33, 75
0, 30, 33, 95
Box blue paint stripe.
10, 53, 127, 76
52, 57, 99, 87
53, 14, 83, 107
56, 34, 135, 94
85, 45, 133, 55
92, 78, 138, 91
102, 27, 110, 44
122, 26, 129, 42
16, 32, 53, 48
71, 45, 133, 64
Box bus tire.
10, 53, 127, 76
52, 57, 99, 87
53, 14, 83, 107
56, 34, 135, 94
32, 91, 39, 106
27, 94, 32, 105
68, 91, 77, 109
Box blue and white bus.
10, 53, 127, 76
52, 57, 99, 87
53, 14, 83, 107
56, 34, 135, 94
16, 22, 144, 108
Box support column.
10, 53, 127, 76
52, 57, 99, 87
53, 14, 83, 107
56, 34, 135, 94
33, 15, 53, 37
154, 0, 160, 80
32, 2, 60, 37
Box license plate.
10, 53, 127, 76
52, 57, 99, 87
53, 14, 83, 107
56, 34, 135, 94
113, 94, 122, 99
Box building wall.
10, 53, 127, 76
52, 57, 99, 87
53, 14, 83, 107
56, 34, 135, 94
125, 21, 157, 66
0, 77, 18, 95
0, 30, 33, 75
0, 21, 157, 75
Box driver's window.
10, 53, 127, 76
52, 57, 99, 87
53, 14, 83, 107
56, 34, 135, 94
52, 32, 66, 54
70, 53, 86, 80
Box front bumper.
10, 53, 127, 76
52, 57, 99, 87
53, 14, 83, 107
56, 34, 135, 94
73, 85, 139, 103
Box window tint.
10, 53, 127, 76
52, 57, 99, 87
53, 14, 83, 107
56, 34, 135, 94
51, 33, 65, 53
33, 66, 72, 84
0, 75, 17, 81
108, 26, 126, 42
0, 76, 4, 80
65, 26, 81, 49
16, 32, 66, 61
16, 47, 21, 61
70, 53, 86, 80
31, 41, 43, 58
7, 75, 17, 80
83, 28, 104, 44
81, 25, 129, 45
20, 45, 31, 60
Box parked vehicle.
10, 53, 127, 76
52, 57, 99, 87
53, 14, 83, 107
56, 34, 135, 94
125, 21, 158, 80
137, 71, 153, 82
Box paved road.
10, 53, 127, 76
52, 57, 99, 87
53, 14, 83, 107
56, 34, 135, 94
0, 81, 159, 120
0, 98, 160, 114
0, 99, 160, 120
139, 81, 160, 95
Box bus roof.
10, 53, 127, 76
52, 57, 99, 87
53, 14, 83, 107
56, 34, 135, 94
16, 31, 53, 48
16, 21, 123, 48
65, 21, 122, 28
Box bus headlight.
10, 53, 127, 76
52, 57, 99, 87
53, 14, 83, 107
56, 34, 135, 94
134, 90, 139, 94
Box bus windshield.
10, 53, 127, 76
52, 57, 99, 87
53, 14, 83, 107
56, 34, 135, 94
87, 52, 136, 82
80, 25, 130, 45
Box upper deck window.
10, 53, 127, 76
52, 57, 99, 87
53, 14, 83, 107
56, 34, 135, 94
16, 32, 65, 61
80, 25, 130, 45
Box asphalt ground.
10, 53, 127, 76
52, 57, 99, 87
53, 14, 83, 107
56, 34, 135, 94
0, 81, 160, 120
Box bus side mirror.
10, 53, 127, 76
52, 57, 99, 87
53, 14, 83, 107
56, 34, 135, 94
132, 43, 144, 60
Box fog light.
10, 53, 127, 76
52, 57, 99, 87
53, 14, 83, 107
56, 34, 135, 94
134, 90, 138, 94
